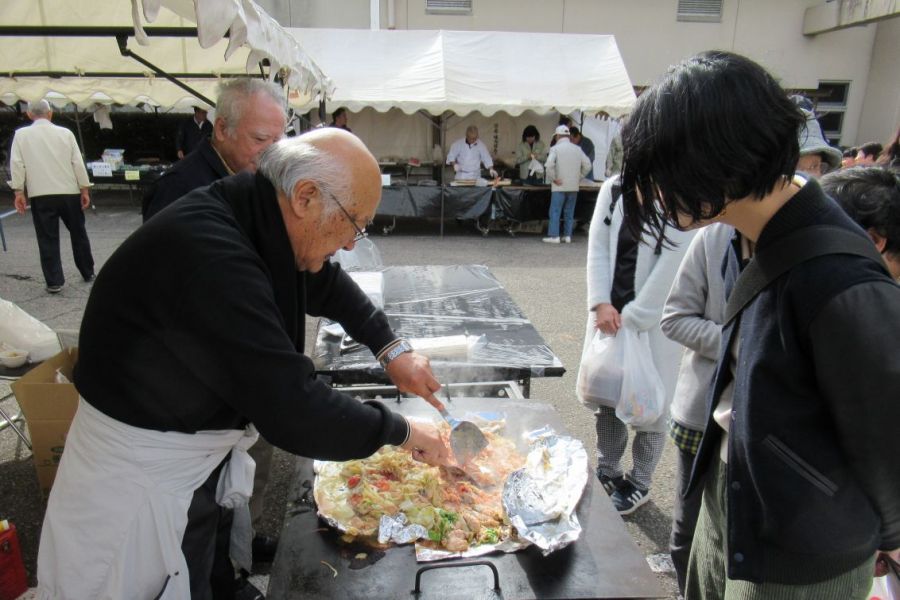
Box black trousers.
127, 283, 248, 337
182, 458, 236, 600
29, 194, 94, 286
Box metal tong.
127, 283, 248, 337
438, 385, 488, 464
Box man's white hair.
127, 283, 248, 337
27, 99, 52, 117
258, 138, 350, 216
216, 78, 285, 136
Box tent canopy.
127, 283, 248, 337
288, 28, 635, 118
0, 0, 331, 108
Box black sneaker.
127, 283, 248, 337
611, 482, 650, 515
46, 284, 63, 294
597, 469, 625, 496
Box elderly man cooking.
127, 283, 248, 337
36, 129, 451, 600
447, 125, 498, 180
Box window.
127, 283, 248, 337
677, 0, 723, 22
813, 81, 850, 146
426, 0, 472, 15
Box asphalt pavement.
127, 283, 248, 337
0, 189, 681, 599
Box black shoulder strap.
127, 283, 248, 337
724, 226, 888, 325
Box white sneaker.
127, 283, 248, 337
542, 237, 560, 244
562, 236, 572, 243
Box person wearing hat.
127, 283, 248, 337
543, 125, 591, 243
796, 110, 842, 178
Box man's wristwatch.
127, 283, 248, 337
379, 339, 413, 369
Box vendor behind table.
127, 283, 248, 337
516, 124, 547, 185
447, 125, 498, 181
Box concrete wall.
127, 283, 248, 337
856, 16, 900, 147
263, 0, 895, 146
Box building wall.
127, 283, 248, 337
262, 0, 894, 146
857, 16, 900, 147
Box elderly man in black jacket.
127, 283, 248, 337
143, 78, 286, 221
37, 129, 451, 600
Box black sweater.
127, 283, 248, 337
142, 138, 229, 221
76, 172, 407, 461
690, 179, 900, 583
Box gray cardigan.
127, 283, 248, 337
660, 223, 734, 431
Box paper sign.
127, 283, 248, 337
91, 163, 113, 178
381, 174, 391, 187
124, 170, 140, 181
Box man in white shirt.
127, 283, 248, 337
9, 100, 95, 293
446, 125, 497, 180
543, 125, 591, 243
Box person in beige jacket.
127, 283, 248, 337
9, 99, 94, 293
543, 125, 591, 243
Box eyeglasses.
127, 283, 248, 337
323, 188, 368, 243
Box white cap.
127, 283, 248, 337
555, 125, 570, 136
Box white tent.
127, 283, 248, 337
0, 0, 332, 108
288, 28, 635, 118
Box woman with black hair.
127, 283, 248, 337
515, 125, 547, 184
619, 50, 900, 599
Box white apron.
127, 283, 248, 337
37, 398, 258, 600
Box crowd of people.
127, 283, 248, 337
5, 48, 899, 600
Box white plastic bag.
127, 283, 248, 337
527, 158, 544, 176
0, 297, 62, 362
577, 330, 625, 406
615, 328, 666, 427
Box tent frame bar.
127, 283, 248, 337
115, 34, 215, 106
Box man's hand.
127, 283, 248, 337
594, 303, 622, 335
13, 191, 26, 214
489, 168, 498, 179
875, 549, 900, 577
401, 420, 450, 466
385, 351, 445, 412
553, 178, 563, 186
177, 150, 185, 160
80, 188, 91, 210
453, 162, 461, 173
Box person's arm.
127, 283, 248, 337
579, 149, 592, 179
661, 230, 722, 359
446, 141, 459, 165
172, 254, 448, 465
515, 143, 529, 167
536, 141, 548, 163
584, 138, 596, 163
479, 142, 493, 170
143, 172, 195, 221
68, 132, 92, 204
810, 281, 900, 551
175, 121, 186, 159
9, 133, 25, 197
544, 149, 558, 183
620, 227, 695, 332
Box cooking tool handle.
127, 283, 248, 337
412, 560, 501, 594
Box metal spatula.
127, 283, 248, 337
438, 387, 488, 464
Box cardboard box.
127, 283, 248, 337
10, 348, 79, 497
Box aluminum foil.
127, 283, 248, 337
378, 513, 428, 545
502, 427, 588, 555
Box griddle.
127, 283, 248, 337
312, 265, 565, 393
267, 397, 663, 600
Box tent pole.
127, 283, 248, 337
72, 104, 86, 158
439, 114, 446, 238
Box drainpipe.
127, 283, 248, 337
388, 0, 396, 29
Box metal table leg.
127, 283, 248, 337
0, 393, 31, 450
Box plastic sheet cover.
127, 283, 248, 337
314, 265, 564, 384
